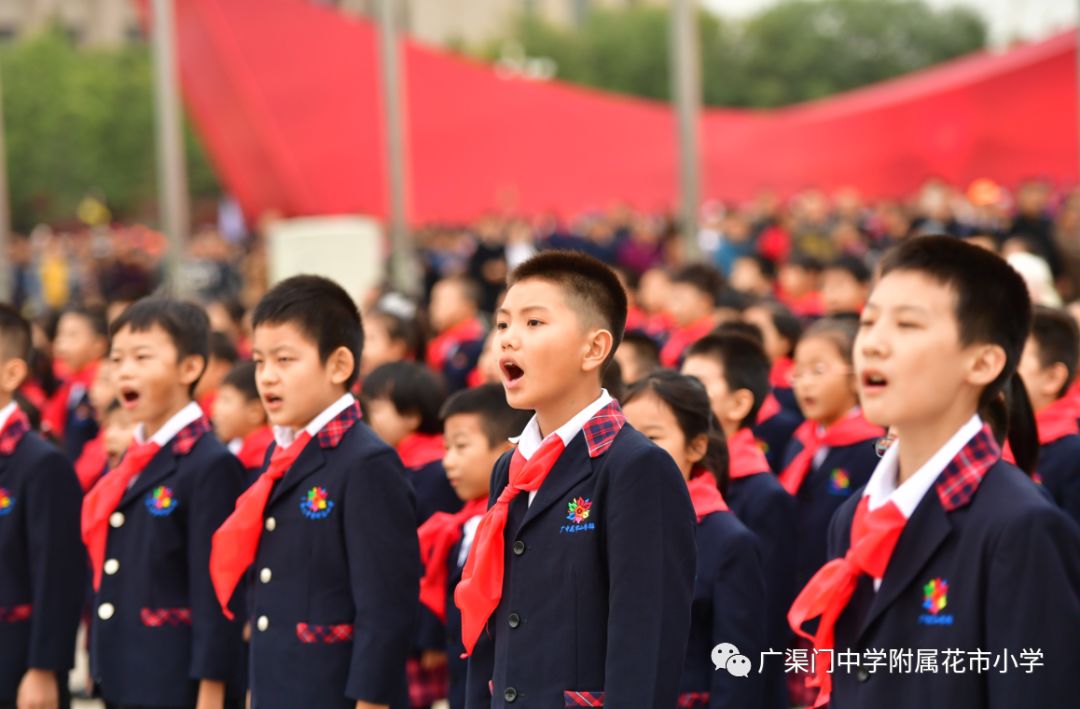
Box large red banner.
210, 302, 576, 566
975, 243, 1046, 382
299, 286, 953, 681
171, 0, 1079, 223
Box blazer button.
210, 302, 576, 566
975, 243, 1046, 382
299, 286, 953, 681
259, 568, 272, 583
507, 613, 521, 629
265, 517, 276, 532
856, 667, 871, 683
97, 603, 115, 620
104, 559, 120, 576
257, 615, 269, 632
109, 512, 125, 528
503, 687, 518, 703
512, 540, 525, 556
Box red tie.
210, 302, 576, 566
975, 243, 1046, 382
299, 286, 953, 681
788, 497, 907, 707
81, 439, 162, 590
455, 435, 566, 655
686, 469, 729, 521
779, 415, 884, 495
418, 497, 488, 622
210, 432, 312, 619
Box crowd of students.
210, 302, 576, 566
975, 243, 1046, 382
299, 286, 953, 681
1, 185, 1080, 708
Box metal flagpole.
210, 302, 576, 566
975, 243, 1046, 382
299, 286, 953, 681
376, 0, 419, 295
150, 0, 190, 295
670, 0, 702, 260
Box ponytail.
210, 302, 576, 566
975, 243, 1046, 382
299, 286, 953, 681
982, 373, 1038, 475
702, 415, 731, 497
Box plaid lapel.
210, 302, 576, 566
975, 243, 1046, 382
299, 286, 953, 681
581, 400, 625, 459
170, 417, 211, 456
934, 424, 1000, 511
0, 409, 30, 456
316, 402, 362, 449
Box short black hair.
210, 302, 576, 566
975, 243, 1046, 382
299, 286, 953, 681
714, 320, 765, 348
110, 298, 210, 395
686, 333, 771, 429
61, 305, 109, 339
619, 332, 660, 379
670, 263, 724, 306
786, 253, 824, 273
0, 304, 32, 363
508, 250, 628, 369
362, 361, 446, 435
208, 297, 246, 328
825, 254, 872, 284
439, 383, 533, 447
222, 361, 260, 403
252, 275, 364, 389
368, 307, 426, 362
800, 316, 860, 365
1030, 306, 1080, 398
738, 254, 777, 280
209, 331, 239, 365
751, 300, 803, 358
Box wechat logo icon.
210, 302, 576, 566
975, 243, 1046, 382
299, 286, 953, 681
711, 642, 752, 678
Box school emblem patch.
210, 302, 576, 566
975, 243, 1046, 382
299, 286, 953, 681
0, 487, 14, 516
300, 486, 334, 520
145, 486, 178, 517
827, 468, 851, 495
918, 577, 954, 626
561, 497, 595, 534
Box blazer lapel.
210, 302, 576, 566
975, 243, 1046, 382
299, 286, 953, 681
858, 491, 952, 639
121, 448, 178, 507
268, 439, 327, 507
518, 435, 592, 533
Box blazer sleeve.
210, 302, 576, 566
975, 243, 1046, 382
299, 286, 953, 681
709, 532, 767, 709
24, 448, 85, 671
187, 448, 246, 681
343, 447, 421, 704
602, 444, 697, 706
986, 505, 1080, 708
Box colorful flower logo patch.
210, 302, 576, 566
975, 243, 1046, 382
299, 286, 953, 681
828, 468, 851, 495
566, 497, 592, 524
923, 578, 948, 615
301, 486, 334, 520
145, 486, 178, 517
0, 487, 14, 516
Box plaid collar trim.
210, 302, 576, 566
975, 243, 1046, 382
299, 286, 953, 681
315, 401, 362, 450
934, 423, 1000, 512
582, 400, 625, 459
0, 408, 30, 456
170, 417, 211, 456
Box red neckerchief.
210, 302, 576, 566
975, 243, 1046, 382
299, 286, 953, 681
237, 426, 275, 470
728, 428, 771, 480
397, 432, 445, 470
198, 389, 218, 418
43, 361, 98, 438
769, 358, 794, 390
75, 432, 108, 492
418, 497, 488, 622
660, 315, 716, 368
426, 317, 485, 373
756, 393, 782, 425
687, 468, 729, 521
779, 412, 884, 495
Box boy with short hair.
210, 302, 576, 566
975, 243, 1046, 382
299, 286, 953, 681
212, 361, 273, 482
427, 277, 487, 393
791, 237, 1080, 707
416, 384, 532, 709
1016, 305, 1080, 526
0, 304, 85, 709
682, 333, 795, 709
821, 254, 872, 316
660, 263, 724, 368
458, 251, 697, 707
83, 298, 246, 708
46, 305, 109, 461
210, 275, 420, 709
613, 331, 660, 387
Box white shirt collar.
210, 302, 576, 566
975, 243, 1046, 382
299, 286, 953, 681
227, 438, 243, 456
511, 389, 613, 461
134, 401, 204, 447
273, 393, 356, 449
0, 402, 16, 432
865, 414, 983, 518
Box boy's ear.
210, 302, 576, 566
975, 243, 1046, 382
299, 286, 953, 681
326, 346, 356, 386
581, 328, 615, 374
727, 388, 756, 426
178, 354, 206, 389
0, 358, 28, 394
967, 344, 1008, 388
1043, 362, 1071, 400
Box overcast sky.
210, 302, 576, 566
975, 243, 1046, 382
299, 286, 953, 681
702, 0, 1078, 47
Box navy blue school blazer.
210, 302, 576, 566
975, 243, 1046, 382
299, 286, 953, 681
782, 438, 880, 591
0, 425, 84, 702
413, 458, 464, 525
62, 387, 98, 463
724, 471, 796, 709
445, 535, 471, 709
248, 406, 420, 709
1035, 434, 1080, 528
752, 408, 803, 474
464, 422, 697, 708
680, 510, 767, 709
91, 418, 246, 706
825, 459, 1080, 708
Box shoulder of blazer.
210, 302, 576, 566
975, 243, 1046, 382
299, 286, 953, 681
968, 460, 1059, 520
596, 425, 657, 467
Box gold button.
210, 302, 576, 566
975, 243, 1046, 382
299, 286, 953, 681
256, 615, 269, 632
109, 512, 125, 528
104, 559, 120, 576
265, 517, 276, 532
259, 568, 272, 584
98, 603, 115, 620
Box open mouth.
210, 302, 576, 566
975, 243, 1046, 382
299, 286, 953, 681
500, 359, 525, 388
861, 370, 888, 394
119, 387, 141, 409
262, 393, 284, 410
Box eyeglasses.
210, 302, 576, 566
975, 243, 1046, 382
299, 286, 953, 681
787, 362, 853, 384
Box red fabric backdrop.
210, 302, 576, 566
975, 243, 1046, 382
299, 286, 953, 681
169, 0, 1079, 223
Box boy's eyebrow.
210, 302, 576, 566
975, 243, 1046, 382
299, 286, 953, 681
863, 303, 930, 316
496, 304, 552, 316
